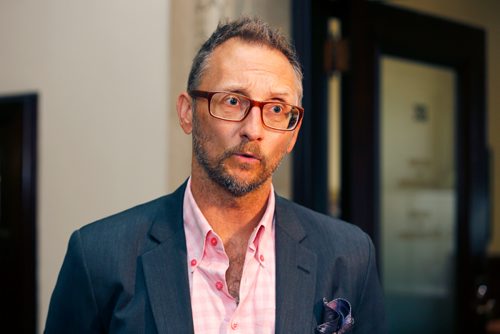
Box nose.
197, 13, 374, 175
239, 106, 264, 141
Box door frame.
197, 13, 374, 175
292, 0, 489, 332
0, 93, 38, 333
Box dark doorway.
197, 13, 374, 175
292, 1, 489, 333
0, 94, 37, 333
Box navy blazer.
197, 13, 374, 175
45, 183, 386, 333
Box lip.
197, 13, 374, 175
233, 152, 261, 161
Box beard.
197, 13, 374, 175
192, 114, 286, 197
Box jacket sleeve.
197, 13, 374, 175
353, 233, 387, 334
45, 230, 104, 333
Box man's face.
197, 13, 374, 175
190, 38, 302, 196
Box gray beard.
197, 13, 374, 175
193, 136, 271, 197
192, 117, 283, 197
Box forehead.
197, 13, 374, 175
200, 38, 300, 98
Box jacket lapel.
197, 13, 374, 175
275, 196, 318, 334
141, 183, 194, 333
138, 186, 319, 333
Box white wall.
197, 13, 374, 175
0, 0, 171, 330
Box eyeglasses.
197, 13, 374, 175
188, 90, 303, 131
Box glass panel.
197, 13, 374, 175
328, 18, 342, 217
380, 55, 456, 333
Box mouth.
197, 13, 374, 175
234, 151, 261, 161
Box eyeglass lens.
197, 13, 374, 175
210, 92, 300, 130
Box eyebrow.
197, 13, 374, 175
220, 87, 294, 103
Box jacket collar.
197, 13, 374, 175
148, 182, 187, 244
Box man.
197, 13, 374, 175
45, 17, 385, 333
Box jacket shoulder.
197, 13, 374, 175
80, 195, 169, 236
78, 183, 185, 244
276, 196, 368, 238
275, 196, 373, 256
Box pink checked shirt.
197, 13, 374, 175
183, 178, 276, 333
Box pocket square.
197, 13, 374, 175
315, 298, 354, 334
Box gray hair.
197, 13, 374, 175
187, 17, 303, 99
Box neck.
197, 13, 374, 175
190, 165, 272, 242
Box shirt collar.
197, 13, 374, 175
183, 177, 275, 268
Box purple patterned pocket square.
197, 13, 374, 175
315, 298, 354, 334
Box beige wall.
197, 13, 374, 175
0, 0, 170, 330
387, 0, 500, 254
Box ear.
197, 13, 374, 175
177, 92, 193, 134
286, 118, 303, 153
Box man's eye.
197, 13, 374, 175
271, 105, 283, 113
225, 96, 240, 106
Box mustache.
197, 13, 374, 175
221, 142, 264, 161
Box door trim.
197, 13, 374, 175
0, 93, 38, 332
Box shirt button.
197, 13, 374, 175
260, 254, 265, 262
210, 237, 218, 246
231, 321, 239, 330
190, 259, 197, 266
215, 281, 224, 290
